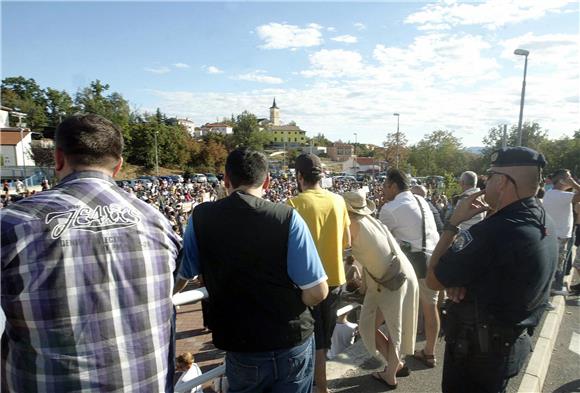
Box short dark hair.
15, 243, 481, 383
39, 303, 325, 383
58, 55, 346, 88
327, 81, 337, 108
386, 168, 410, 191
225, 148, 268, 189
552, 169, 570, 184
55, 114, 123, 167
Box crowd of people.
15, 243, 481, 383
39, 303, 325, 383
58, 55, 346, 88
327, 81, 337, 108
1, 113, 579, 393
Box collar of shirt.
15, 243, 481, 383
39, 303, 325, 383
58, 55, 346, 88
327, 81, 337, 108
58, 170, 117, 187
461, 187, 480, 196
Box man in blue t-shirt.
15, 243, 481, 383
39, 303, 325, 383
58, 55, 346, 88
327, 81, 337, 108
174, 148, 328, 393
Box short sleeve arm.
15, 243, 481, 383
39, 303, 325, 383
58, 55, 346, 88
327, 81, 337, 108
343, 202, 351, 248
178, 216, 201, 280
434, 225, 491, 288
287, 210, 328, 289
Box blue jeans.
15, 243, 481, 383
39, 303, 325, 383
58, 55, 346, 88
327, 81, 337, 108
225, 335, 314, 393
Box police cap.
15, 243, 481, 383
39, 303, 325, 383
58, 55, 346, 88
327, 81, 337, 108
489, 147, 546, 168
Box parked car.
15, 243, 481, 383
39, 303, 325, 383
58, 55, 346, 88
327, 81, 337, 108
169, 175, 184, 183
192, 174, 207, 183
205, 173, 219, 185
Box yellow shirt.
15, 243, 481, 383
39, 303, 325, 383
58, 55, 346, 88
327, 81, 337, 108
288, 189, 350, 287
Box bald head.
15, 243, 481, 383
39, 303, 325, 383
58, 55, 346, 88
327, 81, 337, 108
491, 166, 541, 198
411, 185, 427, 197
460, 171, 477, 190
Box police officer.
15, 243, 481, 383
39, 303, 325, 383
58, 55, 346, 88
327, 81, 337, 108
426, 147, 557, 393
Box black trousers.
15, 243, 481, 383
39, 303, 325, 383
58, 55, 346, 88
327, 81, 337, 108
442, 333, 532, 393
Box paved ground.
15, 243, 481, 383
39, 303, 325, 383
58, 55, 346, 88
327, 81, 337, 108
542, 292, 580, 393
174, 285, 579, 393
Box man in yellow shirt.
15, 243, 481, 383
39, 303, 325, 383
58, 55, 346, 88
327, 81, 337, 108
288, 153, 351, 393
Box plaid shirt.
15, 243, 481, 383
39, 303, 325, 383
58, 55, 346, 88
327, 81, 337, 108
1, 171, 181, 392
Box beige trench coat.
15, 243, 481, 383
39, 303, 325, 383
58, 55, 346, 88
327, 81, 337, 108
351, 214, 419, 360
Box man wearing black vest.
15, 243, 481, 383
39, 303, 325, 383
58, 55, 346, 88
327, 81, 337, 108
174, 148, 329, 393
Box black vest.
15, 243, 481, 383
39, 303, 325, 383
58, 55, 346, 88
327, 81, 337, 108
192, 191, 314, 352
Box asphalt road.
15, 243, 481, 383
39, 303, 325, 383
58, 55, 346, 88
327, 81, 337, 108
327, 296, 576, 393
542, 293, 580, 393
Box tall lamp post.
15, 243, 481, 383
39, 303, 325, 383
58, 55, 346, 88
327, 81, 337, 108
154, 128, 160, 176
393, 113, 400, 168
353, 132, 358, 175
514, 48, 529, 147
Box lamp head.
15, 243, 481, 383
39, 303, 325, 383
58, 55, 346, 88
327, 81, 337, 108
393, 113, 400, 117
514, 49, 529, 56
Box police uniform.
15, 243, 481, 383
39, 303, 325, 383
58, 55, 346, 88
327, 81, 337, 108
434, 147, 558, 393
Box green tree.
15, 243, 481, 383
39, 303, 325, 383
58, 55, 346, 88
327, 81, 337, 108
482, 122, 549, 157
383, 131, 409, 169
1, 76, 48, 128
408, 130, 467, 176
45, 88, 74, 126
75, 80, 131, 144
540, 130, 580, 175
232, 111, 269, 150
310, 133, 332, 147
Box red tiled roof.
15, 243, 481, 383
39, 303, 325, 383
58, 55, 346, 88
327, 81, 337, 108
356, 157, 375, 165
0, 129, 30, 146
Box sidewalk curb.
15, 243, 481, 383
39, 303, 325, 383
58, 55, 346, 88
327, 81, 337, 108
517, 276, 571, 393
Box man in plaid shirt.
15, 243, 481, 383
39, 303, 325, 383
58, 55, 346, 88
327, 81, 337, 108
1, 114, 181, 392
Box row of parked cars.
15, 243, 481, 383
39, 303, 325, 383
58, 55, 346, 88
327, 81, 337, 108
116, 173, 222, 188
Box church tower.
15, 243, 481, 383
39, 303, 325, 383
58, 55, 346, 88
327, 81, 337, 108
269, 98, 280, 126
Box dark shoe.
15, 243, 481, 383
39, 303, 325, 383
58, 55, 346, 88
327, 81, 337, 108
396, 364, 410, 378
371, 372, 397, 390
570, 283, 580, 291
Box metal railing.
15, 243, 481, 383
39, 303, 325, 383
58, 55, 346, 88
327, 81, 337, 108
171, 288, 361, 393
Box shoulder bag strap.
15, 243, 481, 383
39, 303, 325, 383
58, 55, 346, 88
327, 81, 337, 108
413, 195, 427, 253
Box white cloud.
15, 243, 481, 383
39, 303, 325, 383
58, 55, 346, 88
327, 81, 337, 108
256, 22, 323, 49
327, 27, 336, 32
235, 70, 284, 84
331, 35, 358, 44
173, 63, 190, 69
144, 24, 578, 148
301, 49, 366, 78
354, 22, 366, 31
405, 0, 576, 31
144, 66, 170, 74
205, 65, 224, 74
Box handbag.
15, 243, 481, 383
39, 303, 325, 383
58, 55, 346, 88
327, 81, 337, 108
364, 217, 407, 291
403, 196, 429, 279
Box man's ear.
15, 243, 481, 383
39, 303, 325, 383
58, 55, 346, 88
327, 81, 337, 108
54, 148, 65, 171
262, 173, 271, 191
223, 173, 232, 192
112, 157, 123, 178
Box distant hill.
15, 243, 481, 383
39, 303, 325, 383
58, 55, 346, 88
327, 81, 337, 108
465, 146, 485, 155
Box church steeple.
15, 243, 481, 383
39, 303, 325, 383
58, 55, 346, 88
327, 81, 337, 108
269, 98, 280, 125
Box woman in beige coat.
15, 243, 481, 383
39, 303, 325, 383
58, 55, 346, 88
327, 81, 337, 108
343, 191, 419, 389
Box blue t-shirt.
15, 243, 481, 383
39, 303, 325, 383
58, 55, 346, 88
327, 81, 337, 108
180, 210, 327, 289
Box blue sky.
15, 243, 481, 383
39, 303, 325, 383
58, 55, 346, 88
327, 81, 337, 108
3, 1, 579, 147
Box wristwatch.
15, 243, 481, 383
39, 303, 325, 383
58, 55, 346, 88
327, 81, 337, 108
443, 221, 460, 234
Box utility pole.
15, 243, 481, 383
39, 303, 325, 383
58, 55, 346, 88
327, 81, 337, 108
393, 113, 400, 168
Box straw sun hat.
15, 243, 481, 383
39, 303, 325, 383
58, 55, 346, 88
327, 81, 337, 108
342, 191, 376, 216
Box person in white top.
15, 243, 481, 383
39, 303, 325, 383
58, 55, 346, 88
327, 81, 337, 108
543, 169, 580, 295
174, 352, 203, 393
457, 171, 486, 230
379, 168, 440, 368
327, 313, 358, 360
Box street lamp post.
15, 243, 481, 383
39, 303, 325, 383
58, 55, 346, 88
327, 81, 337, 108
154, 128, 160, 176
514, 48, 529, 147
353, 132, 358, 175
393, 113, 400, 168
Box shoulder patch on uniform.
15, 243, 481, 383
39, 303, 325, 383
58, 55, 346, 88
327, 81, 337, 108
452, 229, 473, 252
